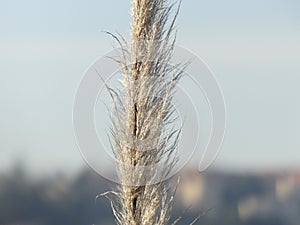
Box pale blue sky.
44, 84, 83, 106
1, 0, 300, 175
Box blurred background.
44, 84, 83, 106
0, 0, 300, 224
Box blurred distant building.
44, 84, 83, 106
177, 171, 205, 208
276, 175, 296, 201
237, 195, 261, 220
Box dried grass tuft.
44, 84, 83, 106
104, 1, 186, 224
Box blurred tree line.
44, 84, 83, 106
0, 166, 297, 225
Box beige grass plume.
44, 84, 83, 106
103, 0, 185, 224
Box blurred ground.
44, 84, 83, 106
0, 166, 299, 225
